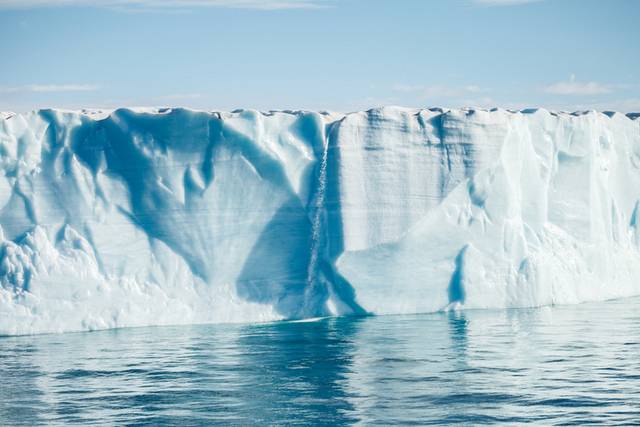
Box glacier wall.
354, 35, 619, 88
1, 107, 639, 334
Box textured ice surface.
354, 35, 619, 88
0, 107, 639, 334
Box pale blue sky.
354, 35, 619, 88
1, 0, 639, 112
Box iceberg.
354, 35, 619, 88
0, 106, 639, 334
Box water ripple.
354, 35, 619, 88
1, 297, 639, 425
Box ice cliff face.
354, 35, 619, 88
1, 107, 639, 334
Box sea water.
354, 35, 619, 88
1, 297, 639, 425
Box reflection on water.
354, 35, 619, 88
1, 297, 639, 425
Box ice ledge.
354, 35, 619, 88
0, 102, 639, 335
1, 106, 639, 122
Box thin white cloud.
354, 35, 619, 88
0, 84, 99, 93
392, 84, 485, 98
460, 96, 498, 108
0, 0, 327, 10
554, 98, 640, 113
473, 0, 543, 6
390, 84, 499, 109
544, 75, 613, 96
156, 93, 204, 101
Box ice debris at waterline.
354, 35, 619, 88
0, 107, 639, 335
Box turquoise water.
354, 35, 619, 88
1, 298, 639, 425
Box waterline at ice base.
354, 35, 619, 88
1, 107, 639, 335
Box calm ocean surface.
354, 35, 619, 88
1, 297, 639, 426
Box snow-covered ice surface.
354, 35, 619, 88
0, 107, 639, 335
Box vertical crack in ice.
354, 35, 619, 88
304, 135, 329, 315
